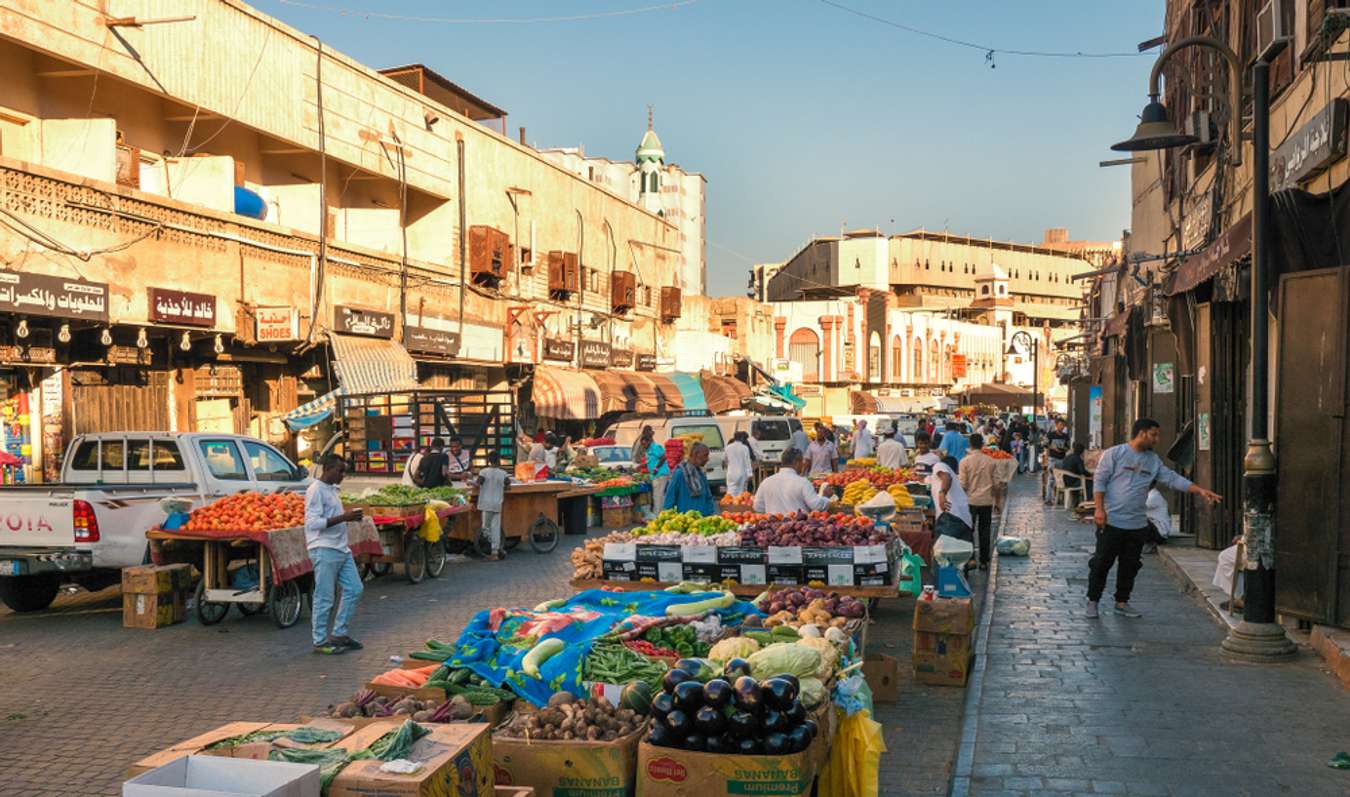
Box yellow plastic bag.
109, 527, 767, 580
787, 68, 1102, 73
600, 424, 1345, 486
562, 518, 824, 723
415, 505, 442, 543
819, 708, 886, 797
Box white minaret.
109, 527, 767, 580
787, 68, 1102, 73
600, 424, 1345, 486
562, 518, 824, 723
635, 105, 665, 215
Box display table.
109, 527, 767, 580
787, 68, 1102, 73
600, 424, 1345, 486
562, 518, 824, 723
446, 480, 574, 553
568, 577, 906, 599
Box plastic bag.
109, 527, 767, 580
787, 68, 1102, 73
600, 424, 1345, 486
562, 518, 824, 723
932, 534, 974, 563
995, 535, 1030, 556
819, 708, 886, 797
831, 672, 873, 718
416, 505, 442, 543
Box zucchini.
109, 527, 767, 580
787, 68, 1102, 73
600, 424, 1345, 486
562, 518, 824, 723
521, 638, 566, 678
665, 591, 735, 617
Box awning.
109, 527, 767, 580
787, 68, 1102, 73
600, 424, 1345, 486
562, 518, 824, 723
280, 388, 346, 431
748, 390, 797, 412
533, 366, 605, 420
961, 382, 1039, 409
634, 373, 686, 414
668, 373, 708, 412
700, 372, 751, 414
1102, 307, 1133, 338
1167, 213, 1252, 295
850, 390, 879, 414
328, 333, 419, 393
876, 395, 931, 414
589, 370, 636, 415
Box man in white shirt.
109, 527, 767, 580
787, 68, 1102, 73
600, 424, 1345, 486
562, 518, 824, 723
477, 453, 509, 560
754, 448, 833, 515
853, 420, 875, 459
724, 431, 755, 497
930, 457, 973, 544
445, 435, 473, 480
805, 428, 837, 476
876, 429, 909, 470
912, 431, 942, 476
401, 446, 426, 487
305, 454, 364, 655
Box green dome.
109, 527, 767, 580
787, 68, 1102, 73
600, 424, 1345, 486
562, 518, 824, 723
636, 128, 664, 162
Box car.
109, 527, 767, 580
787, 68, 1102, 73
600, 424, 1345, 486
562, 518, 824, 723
588, 444, 641, 472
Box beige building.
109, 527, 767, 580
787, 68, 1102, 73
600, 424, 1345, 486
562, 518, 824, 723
0, 0, 687, 479
539, 119, 707, 295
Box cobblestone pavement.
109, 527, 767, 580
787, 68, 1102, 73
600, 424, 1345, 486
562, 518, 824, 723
964, 478, 1350, 797
0, 521, 977, 797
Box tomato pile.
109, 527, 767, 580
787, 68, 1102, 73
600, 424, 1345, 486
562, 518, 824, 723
983, 448, 1014, 460
720, 492, 754, 507
183, 492, 305, 533
737, 511, 892, 547
818, 467, 913, 489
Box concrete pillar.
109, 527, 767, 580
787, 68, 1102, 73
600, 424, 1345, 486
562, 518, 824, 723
818, 317, 834, 382
774, 317, 787, 359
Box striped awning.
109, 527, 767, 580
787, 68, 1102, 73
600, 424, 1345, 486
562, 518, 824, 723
668, 373, 708, 412
634, 373, 686, 414
533, 366, 605, 420
280, 388, 346, 430
700, 373, 751, 414
328, 333, 419, 394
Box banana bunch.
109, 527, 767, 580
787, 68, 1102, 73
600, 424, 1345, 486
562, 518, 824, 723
887, 483, 915, 507
847, 457, 877, 467
842, 478, 877, 505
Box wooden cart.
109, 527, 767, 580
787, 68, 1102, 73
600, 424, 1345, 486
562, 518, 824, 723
445, 481, 580, 555
359, 504, 470, 584
146, 528, 307, 629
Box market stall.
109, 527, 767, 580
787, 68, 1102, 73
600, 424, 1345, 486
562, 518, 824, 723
443, 480, 578, 554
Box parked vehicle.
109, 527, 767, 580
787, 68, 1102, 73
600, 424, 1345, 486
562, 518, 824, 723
605, 417, 729, 489
587, 444, 642, 473
0, 432, 309, 613
719, 415, 803, 464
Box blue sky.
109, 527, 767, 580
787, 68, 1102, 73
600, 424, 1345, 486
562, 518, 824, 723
256, 1, 1161, 296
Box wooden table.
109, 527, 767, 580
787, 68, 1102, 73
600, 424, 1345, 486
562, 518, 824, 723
446, 480, 577, 553
146, 527, 305, 629
568, 578, 908, 599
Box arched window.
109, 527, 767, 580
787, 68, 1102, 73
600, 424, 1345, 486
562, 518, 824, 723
929, 339, 939, 382
648, 173, 659, 193
868, 332, 881, 383
981, 285, 989, 296
892, 335, 903, 380
912, 337, 923, 382
788, 328, 820, 381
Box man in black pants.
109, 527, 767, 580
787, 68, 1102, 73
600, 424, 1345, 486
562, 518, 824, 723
1087, 418, 1222, 619
958, 433, 998, 570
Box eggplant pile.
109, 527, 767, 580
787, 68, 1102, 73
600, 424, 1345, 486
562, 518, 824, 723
646, 659, 819, 755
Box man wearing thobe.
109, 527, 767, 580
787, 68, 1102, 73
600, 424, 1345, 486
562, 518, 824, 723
805, 428, 837, 477
876, 428, 909, 470
724, 431, 754, 497
754, 448, 833, 515
852, 420, 875, 459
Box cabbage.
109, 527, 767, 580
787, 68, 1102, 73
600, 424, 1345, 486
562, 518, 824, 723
794, 637, 838, 679
708, 636, 761, 662
747, 642, 822, 680
798, 677, 827, 709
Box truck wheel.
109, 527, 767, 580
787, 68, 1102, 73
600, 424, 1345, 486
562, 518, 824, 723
0, 574, 59, 613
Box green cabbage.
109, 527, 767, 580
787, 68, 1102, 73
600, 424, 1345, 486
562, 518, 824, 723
798, 677, 827, 709
747, 642, 822, 680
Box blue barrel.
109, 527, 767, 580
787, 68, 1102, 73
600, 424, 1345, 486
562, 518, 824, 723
233, 186, 267, 220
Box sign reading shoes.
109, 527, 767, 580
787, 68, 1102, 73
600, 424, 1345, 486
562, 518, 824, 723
255, 307, 299, 343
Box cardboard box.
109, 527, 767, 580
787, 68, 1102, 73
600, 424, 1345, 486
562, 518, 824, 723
123, 588, 188, 629
634, 730, 825, 797
602, 560, 640, 581
862, 653, 899, 703
328, 720, 494, 797
122, 563, 194, 594
766, 564, 803, 585
493, 724, 645, 797
495, 788, 536, 797
640, 561, 684, 583
363, 682, 448, 703
912, 631, 973, 687
636, 544, 683, 563
126, 721, 357, 779
122, 755, 322, 797
680, 562, 719, 583
912, 597, 974, 635
602, 507, 630, 528
716, 546, 767, 565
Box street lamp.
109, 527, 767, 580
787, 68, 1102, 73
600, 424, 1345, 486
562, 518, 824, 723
1005, 330, 1038, 435
1113, 36, 1293, 660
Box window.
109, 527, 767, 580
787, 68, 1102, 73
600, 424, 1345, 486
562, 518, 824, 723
70, 440, 126, 471
751, 420, 791, 441
127, 440, 186, 471
981, 285, 990, 296
643, 286, 652, 306
788, 327, 820, 381
671, 423, 724, 450
243, 441, 298, 481
198, 440, 248, 481
925, 259, 930, 270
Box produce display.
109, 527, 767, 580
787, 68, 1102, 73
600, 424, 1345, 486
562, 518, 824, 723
887, 484, 916, 507
840, 479, 878, 505
581, 639, 670, 687
846, 457, 877, 467
754, 587, 867, 630
819, 466, 914, 490
983, 447, 1014, 460
341, 484, 465, 506
635, 510, 738, 539
370, 664, 439, 688
737, 512, 892, 547
498, 693, 647, 742
719, 492, 754, 508
566, 465, 626, 482
182, 492, 304, 533
571, 533, 633, 580
644, 663, 820, 754
580, 437, 617, 448
325, 689, 478, 723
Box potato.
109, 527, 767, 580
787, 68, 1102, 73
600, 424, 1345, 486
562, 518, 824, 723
547, 692, 575, 708
413, 710, 434, 722
585, 726, 601, 741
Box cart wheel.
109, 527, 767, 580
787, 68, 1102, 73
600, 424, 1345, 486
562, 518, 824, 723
503, 536, 521, 551
237, 600, 265, 617
528, 514, 561, 554
404, 539, 428, 584
269, 579, 304, 629
194, 580, 229, 626
426, 539, 448, 578
363, 560, 392, 580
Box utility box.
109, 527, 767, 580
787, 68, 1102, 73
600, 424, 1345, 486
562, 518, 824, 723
611, 271, 637, 314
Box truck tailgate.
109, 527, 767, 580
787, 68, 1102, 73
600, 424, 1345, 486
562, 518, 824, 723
0, 496, 75, 548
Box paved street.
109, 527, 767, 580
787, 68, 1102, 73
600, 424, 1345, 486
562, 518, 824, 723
0, 526, 972, 797
963, 478, 1350, 797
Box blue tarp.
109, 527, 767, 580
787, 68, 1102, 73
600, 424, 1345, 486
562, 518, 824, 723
441, 589, 762, 706
280, 388, 346, 431
669, 373, 708, 412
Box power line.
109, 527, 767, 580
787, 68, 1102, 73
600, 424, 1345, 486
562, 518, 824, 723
273, 0, 700, 24
818, 0, 1150, 60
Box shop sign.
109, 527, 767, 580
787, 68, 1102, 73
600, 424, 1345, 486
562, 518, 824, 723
579, 340, 611, 369
1272, 98, 1348, 192
334, 305, 394, 338
951, 354, 968, 379
636, 353, 657, 371
107, 345, 152, 366
1152, 362, 1175, 394
543, 338, 574, 362
611, 348, 633, 368
255, 307, 300, 343
0, 271, 108, 322
148, 288, 217, 328
1181, 192, 1212, 252
405, 325, 460, 357
0, 345, 55, 364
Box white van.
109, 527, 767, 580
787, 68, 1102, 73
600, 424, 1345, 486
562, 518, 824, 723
607, 417, 732, 489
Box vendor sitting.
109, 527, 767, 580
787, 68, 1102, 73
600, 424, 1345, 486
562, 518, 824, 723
754, 448, 834, 515
663, 442, 716, 515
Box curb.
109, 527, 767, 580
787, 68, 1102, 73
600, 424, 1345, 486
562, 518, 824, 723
948, 495, 1009, 797
1154, 544, 1236, 633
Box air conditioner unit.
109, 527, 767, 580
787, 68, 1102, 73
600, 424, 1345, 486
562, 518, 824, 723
1257, 0, 1292, 61
1186, 111, 1216, 146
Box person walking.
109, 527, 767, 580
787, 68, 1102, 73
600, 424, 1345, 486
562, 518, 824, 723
852, 419, 876, 459
476, 453, 508, 560
1087, 418, 1222, 619
725, 431, 754, 497
663, 442, 715, 515
959, 434, 998, 570
1044, 418, 1071, 504
306, 454, 365, 655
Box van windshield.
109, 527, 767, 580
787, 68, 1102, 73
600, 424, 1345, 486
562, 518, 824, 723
751, 421, 791, 441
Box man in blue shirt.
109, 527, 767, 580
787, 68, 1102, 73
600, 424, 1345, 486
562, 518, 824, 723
663, 442, 716, 515
938, 422, 969, 468
1088, 418, 1221, 619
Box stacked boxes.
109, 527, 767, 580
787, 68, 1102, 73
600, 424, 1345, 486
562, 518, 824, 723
601, 542, 895, 587
912, 596, 974, 687
121, 563, 193, 629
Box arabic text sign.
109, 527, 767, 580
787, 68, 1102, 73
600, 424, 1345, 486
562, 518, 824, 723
335, 305, 394, 338
0, 271, 109, 322
405, 325, 461, 357
579, 340, 611, 369
255, 306, 299, 342
148, 288, 217, 327
1272, 99, 1348, 192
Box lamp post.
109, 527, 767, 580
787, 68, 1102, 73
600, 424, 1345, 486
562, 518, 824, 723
1111, 36, 1295, 661
1007, 330, 1038, 439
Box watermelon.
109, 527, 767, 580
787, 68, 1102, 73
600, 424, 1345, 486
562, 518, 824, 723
620, 680, 655, 715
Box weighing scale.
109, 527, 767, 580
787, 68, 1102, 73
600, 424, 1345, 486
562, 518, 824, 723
932, 535, 974, 598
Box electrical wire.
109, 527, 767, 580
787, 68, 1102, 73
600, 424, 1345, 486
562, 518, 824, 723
273, 0, 699, 24
0, 207, 162, 261
817, 0, 1151, 59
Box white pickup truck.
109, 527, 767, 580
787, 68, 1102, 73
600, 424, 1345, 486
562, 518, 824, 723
0, 432, 309, 612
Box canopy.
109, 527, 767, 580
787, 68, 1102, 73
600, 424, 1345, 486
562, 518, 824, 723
960, 383, 1037, 409
327, 333, 419, 394
280, 388, 346, 431
533, 366, 606, 420
530, 367, 756, 420
700, 372, 752, 414
667, 373, 708, 412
